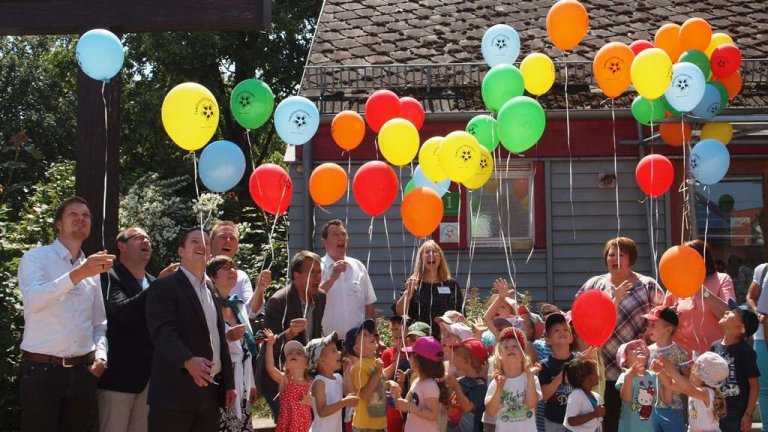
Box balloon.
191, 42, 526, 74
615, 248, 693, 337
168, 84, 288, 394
378, 118, 419, 166
230, 79, 274, 129
679, 17, 712, 52
404, 178, 416, 195
162, 82, 220, 151
630, 48, 673, 100
481, 64, 524, 112
481, 24, 521, 67
274, 96, 319, 145
462, 147, 495, 190
654, 23, 683, 62
331, 110, 366, 151
705, 33, 734, 58
659, 121, 691, 147
718, 194, 735, 212
710, 44, 742, 79
630, 40, 654, 56
198, 140, 246, 192
661, 95, 684, 118
631, 96, 666, 126
690, 139, 730, 185
546, 0, 589, 51
593, 42, 635, 98
659, 245, 706, 298
413, 165, 450, 197
520, 53, 555, 96
353, 161, 398, 217
716, 71, 743, 100
710, 82, 728, 115
438, 131, 482, 183
690, 84, 722, 118
466, 115, 500, 152
309, 163, 347, 206
401, 187, 443, 237
400, 97, 425, 130
679, 50, 711, 78
664, 62, 706, 113
76, 29, 124, 81
249, 163, 293, 216
419, 136, 447, 182
571, 289, 616, 347
701, 122, 733, 145
365, 90, 401, 133
635, 154, 674, 197
497, 96, 546, 153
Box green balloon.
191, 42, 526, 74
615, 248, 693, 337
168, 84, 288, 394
497, 96, 545, 153
481, 64, 524, 113
404, 178, 416, 195
466, 115, 500, 152
230, 78, 275, 129
631, 96, 666, 126
661, 94, 684, 117
710, 81, 728, 115
679, 50, 711, 78
718, 194, 735, 212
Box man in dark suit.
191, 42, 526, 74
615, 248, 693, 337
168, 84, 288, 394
255, 250, 326, 418
97, 226, 155, 432
146, 229, 235, 431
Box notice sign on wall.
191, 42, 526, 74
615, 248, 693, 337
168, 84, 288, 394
440, 222, 459, 243
442, 192, 460, 217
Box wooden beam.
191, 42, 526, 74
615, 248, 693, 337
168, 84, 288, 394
0, 0, 271, 35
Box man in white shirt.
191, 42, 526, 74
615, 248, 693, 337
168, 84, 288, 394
18, 196, 116, 431
319, 219, 377, 339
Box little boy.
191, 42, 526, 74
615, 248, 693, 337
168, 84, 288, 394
345, 319, 387, 432
446, 338, 489, 432
538, 312, 574, 432
642, 306, 689, 432
711, 299, 760, 432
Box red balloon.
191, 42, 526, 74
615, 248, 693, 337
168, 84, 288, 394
353, 161, 399, 217
571, 289, 617, 347
399, 97, 425, 130
365, 90, 401, 133
249, 163, 293, 216
710, 43, 742, 79
635, 154, 674, 197
630, 40, 654, 56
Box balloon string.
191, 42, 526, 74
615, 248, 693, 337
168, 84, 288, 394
454, 187, 461, 292
526, 165, 535, 264
611, 100, 621, 239
303, 259, 315, 320
366, 216, 374, 280
345, 153, 351, 227
101, 81, 113, 301
680, 129, 690, 244
464, 189, 481, 313
564, 59, 575, 240
192, 153, 208, 254
506, 155, 517, 281
246, 130, 255, 171
383, 214, 397, 302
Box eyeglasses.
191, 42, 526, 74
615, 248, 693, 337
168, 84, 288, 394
119, 233, 150, 243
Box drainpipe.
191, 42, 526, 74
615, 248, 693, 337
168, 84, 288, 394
303, 138, 313, 251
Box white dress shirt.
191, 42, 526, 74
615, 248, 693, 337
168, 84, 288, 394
18, 239, 108, 361
230, 269, 256, 315
320, 254, 376, 337
180, 266, 222, 376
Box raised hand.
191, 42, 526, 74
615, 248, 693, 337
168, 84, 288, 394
226, 324, 247, 342
264, 329, 276, 346
493, 278, 511, 297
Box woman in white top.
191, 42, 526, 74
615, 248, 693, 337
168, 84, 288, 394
747, 261, 768, 429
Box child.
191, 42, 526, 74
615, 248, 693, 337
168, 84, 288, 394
381, 316, 407, 432
390, 336, 450, 432
562, 357, 605, 432
615, 340, 656, 432
484, 327, 541, 432
344, 319, 388, 432
264, 329, 313, 432
642, 306, 689, 432
307, 332, 360, 432
711, 299, 760, 431
538, 312, 575, 432
446, 338, 490, 432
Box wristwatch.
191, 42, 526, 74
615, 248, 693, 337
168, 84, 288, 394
702, 289, 711, 299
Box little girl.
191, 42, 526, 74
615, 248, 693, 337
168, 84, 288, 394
615, 340, 656, 432
563, 357, 605, 432
264, 329, 312, 432
306, 332, 359, 432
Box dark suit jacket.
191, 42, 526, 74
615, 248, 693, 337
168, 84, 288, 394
146, 269, 234, 410
254, 283, 326, 403
98, 262, 155, 393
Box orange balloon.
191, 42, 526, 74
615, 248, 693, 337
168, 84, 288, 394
679, 17, 712, 52
309, 163, 348, 206
659, 122, 692, 147
654, 23, 683, 62
593, 42, 635, 98
401, 187, 444, 237
546, 0, 589, 51
716, 70, 743, 100
331, 110, 365, 151
659, 245, 706, 298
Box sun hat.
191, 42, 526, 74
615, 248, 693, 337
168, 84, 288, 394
406, 321, 431, 337
402, 336, 444, 362
616, 339, 649, 368
497, 326, 526, 351
306, 331, 339, 374
694, 351, 729, 388
283, 340, 307, 357
434, 310, 465, 325
449, 338, 489, 364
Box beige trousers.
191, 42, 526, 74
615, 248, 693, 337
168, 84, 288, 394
97, 384, 149, 432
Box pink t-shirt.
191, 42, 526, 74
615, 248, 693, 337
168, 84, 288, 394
404, 378, 440, 432
666, 272, 735, 355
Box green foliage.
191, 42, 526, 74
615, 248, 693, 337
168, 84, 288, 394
0, 253, 23, 430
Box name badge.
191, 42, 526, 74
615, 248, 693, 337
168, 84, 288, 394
436, 285, 451, 294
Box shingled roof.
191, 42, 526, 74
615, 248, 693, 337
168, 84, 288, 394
300, 0, 768, 114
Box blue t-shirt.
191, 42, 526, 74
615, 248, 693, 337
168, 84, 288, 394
538, 353, 573, 422
616, 371, 656, 432
711, 339, 760, 426
449, 376, 487, 432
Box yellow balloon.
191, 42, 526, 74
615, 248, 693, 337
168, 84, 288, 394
462, 146, 495, 190
379, 118, 419, 166
630, 48, 672, 100
701, 122, 733, 145
418, 136, 447, 182
520, 53, 555, 96
438, 131, 481, 183
162, 82, 219, 151
705, 33, 734, 58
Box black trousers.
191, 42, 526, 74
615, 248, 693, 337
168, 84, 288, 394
20, 361, 98, 432
148, 385, 219, 432
603, 379, 622, 432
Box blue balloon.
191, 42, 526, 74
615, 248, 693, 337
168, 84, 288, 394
482, 24, 521, 68
413, 165, 450, 197
198, 140, 246, 192
274, 96, 319, 146
690, 84, 722, 119
76, 29, 125, 81
690, 139, 730, 185
664, 62, 706, 113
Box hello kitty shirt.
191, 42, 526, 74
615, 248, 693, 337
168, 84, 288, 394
616, 371, 656, 432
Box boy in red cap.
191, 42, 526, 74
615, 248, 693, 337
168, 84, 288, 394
446, 338, 490, 432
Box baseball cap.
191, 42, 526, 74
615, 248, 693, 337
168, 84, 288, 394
343, 319, 376, 356
694, 351, 730, 387
283, 340, 307, 357
497, 326, 526, 351
449, 338, 489, 364
406, 321, 431, 337
616, 339, 649, 368
443, 322, 473, 341
642, 306, 680, 327
403, 336, 444, 362
728, 298, 759, 338
434, 310, 465, 325
306, 331, 339, 374
544, 312, 568, 335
